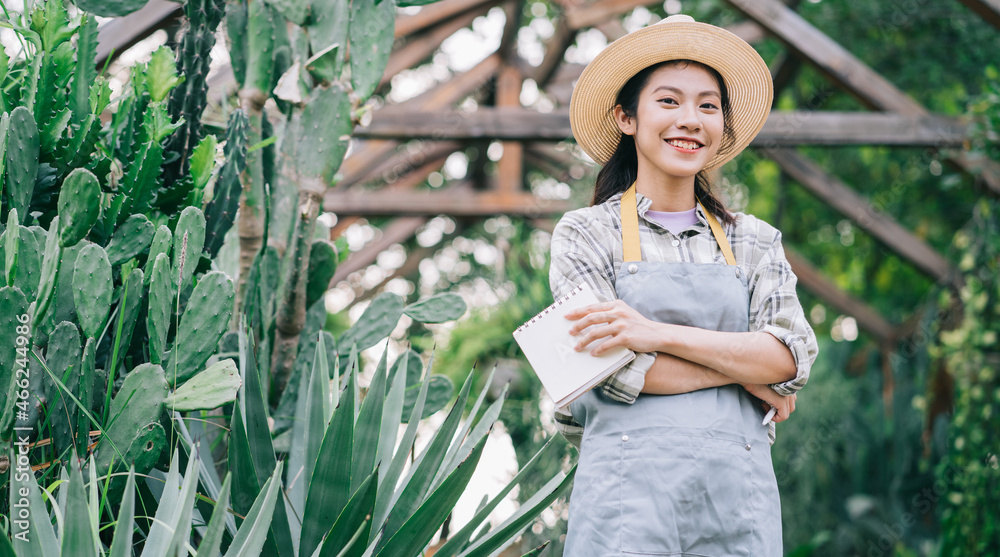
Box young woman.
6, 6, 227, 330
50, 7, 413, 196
549, 14, 819, 556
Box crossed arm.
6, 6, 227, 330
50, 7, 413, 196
565, 300, 799, 421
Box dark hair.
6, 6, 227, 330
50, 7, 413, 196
592, 60, 737, 225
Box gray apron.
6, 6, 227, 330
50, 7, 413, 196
563, 184, 782, 556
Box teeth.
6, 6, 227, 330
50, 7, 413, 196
667, 139, 701, 150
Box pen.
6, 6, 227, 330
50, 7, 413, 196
762, 406, 777, 426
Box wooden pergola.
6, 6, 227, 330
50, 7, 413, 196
98, 0, 1000, 357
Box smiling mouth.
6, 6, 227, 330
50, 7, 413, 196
665, 139, 703, 150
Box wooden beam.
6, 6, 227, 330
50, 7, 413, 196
338, 55, 501, 191
784, 247, 897, 343
495, 65, 524, 194
357, 108, 971, 147
955, 0, 1000, 31
329, 217, 429, 285
565, 0, 653, 30
381, 5, 497, 89
765, 148, 955, 284
530, 17, 578, 88
96, 0, 182, 68
724, 0, 925, 114
723, 0, 1000, 194
395, 0, 501, 38
325, 184, 571, 215
347, 141, 461, 189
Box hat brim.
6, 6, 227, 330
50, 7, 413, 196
569, 20, 773, 171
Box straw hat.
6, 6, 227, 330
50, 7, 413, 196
569, 14, 773, 171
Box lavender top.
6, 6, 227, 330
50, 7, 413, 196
644, 207, 699, 235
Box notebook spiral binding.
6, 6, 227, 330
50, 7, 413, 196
513, 283, 586, 335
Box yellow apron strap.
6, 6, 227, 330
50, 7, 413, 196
699, 201, 737, 266
621, 183, 642, 262
619, 182, 736, 266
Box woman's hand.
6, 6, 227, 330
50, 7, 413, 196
741, 383, 797, 423
565, 300, 665, 355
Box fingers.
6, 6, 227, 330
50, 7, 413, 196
563, 301, 618, 320
573, 323, 624, 353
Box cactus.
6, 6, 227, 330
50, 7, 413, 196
404, 292, 468, 323
0, 112, 8, 198
144, 224, 173, 285
104, 214, 154, 267
204, 109, 248, 259
163, 270, 235, 386
225, 0, 249, 89
147, 253, 173, 366
184, 134, 217, 209
159, 0, 226, 212
0, 286, 29, 413
403, 375, 454, 421
8, 226, 45, 301
308, 0, 351, 76
296, 83, 353, 183
94, 362, 169, 474
33, 216, 61, 326
163, 358, 241, 412
75, 337, 96, 456
71, 15, 98, 124
72, 243, 112, 340
349, 0, 396, 101
73, 0, 153, 17
305, 240, 338, 308
111, 268, 145, 368
172, 206, 206, 290
57, 168, 101, 248
3, 209, 19, 286
338, 292, 405, 356
44, 320, 82, 457
5, 107, 39, 226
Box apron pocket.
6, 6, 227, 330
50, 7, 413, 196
620, 432, 753, 556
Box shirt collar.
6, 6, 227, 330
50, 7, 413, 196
626, 191, 710, 232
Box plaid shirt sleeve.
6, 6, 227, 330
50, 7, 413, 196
547, 213, 657, 447
746, 229, 819, 397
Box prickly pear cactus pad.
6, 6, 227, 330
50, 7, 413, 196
104, 214, 154, 266
57, 168, 101, 248
5, 107, 39, 225
72, 243, 112, 340
94, 363, 169, 474
73, 0, 153, 17
163, 271, 235, 386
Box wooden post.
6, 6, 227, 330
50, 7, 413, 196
496, 65, 525, 196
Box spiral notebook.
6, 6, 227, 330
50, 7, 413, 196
513, 282, 636, 409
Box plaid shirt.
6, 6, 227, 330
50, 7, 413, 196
549, 191, 819, 447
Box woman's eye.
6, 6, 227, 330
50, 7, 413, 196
658, 98, 678, 105
701, 103, 719, 109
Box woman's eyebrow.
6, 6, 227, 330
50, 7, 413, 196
651, 85, 720, 98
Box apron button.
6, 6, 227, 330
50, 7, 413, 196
671, 239, 680, 247
735, 267, 742, 277
622, 435, 629, 442
627, 264, 638, 274
745, 443, 751, 451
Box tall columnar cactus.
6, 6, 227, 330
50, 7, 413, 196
158, 0, 227, 214
5, 107, 39, 226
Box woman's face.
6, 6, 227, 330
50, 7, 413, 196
614, 63, 725, 182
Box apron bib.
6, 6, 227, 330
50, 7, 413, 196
563, 184, 782, 556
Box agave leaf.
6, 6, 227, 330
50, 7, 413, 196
108, 466, 138, 557
224, 461, 285, 557
518, 542, 551, 557
457, 467, 577, 557
288, 330, 333, 525
375, 432, 490, 557
370, 357, 432, 537
318, 467, 379, 557
374, 347, 408, 488
300, 367, 357, 557
435, 380, 506, 491
378, 370, 475, 548
195, 471, 232, 557
61, 459, 97, 557
432, 436, 558, 557
138, 450, 184, 557
352, 347, 388, 492
432, 367, 498, 492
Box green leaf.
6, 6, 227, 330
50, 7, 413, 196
224, 461, 286, 557
338, 292, 405, 356
379, 370, 475, 549
195, 472, 233, 557
108, 467, 137, 557
300, 366, 357, 557
352, 348, 388, 491
457, 467, 577, 557
190, 134, 218, 191
164, 358, 241, 412
402, 374, 453, 422
61, 459, 98, 557
4, 209, 19, 287
147, 46, 184, 103
375, 431, 491, 557
319, 467, 379, 557
403, 292, 467, 323
9, 444, 59, 557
